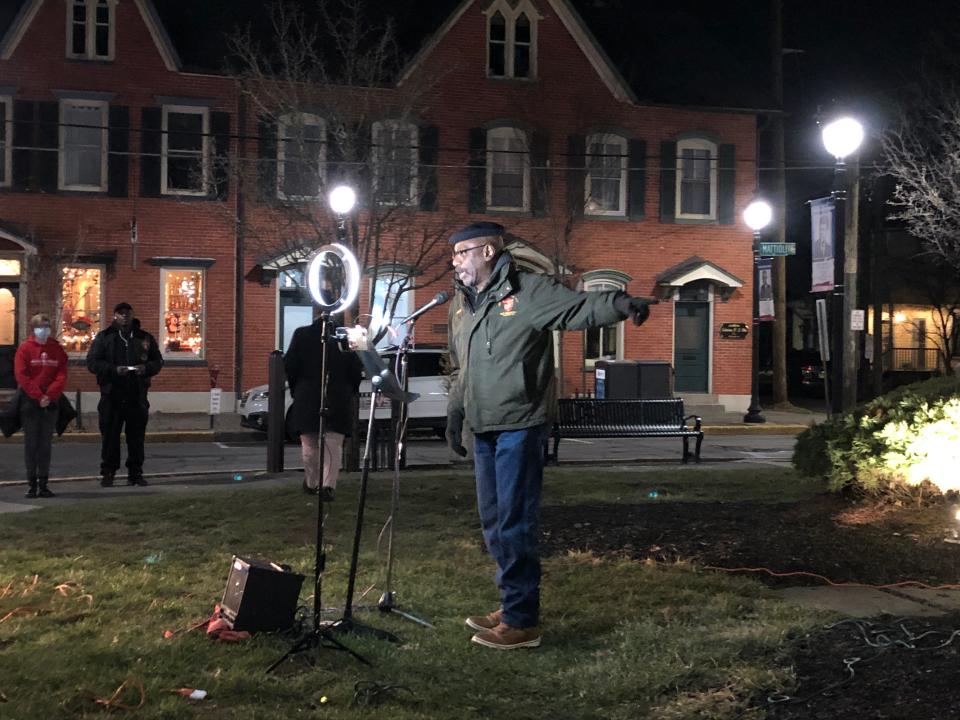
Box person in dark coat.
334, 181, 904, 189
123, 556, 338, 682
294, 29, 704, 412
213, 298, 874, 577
284, 317, 363, 500
86, 302, 163, 487
14, 313, 68, 498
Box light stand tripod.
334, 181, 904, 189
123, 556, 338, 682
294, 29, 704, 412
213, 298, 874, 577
267, 314, 369, 672
372, 335, 434, 628
329, 373, 400, 642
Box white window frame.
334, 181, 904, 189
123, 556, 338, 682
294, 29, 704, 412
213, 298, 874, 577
58, 98, 108, 192
583, 276, 626, 368
675, 137, 717, 221
486, 126, 530, 212
372, 119, 418, 206
0, 96, 11, 188
162, 105, 210, 197
277, 112, 326, 201
66, 0, 117, 61
584, 132, 627, 217
159, 266, 206, 359
484, 0, 539, 80
57, 263, 105, 357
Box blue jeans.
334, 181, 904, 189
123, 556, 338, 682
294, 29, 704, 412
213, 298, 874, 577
473, 424, 548, 628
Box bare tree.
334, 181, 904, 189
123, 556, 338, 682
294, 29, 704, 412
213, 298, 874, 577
230, 0, 460, 337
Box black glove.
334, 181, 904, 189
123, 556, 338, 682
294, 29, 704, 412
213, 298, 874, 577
614, 294, 658, 326
445, 407, 468, 457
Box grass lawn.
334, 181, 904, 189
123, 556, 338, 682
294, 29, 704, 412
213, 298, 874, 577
0, 467, 830, 719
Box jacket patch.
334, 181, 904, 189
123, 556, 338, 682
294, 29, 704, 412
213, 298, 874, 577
499, 296, 517, 317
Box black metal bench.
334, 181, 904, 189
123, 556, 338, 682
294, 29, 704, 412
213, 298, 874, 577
551, 398, 703, 463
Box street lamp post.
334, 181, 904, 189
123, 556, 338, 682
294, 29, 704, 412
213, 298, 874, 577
821, 117, 864, 417
743, 199, 774, 424
329, 184, 357, 243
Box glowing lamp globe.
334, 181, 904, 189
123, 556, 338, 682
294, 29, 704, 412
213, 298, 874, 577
328, 185, 357, 215
821, 117, 864, 159
743, 200, 773, 232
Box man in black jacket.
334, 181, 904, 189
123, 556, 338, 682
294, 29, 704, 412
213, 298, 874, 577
86, 302, 163, 487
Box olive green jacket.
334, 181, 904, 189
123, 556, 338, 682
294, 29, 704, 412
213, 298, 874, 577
447, 254, 626, 433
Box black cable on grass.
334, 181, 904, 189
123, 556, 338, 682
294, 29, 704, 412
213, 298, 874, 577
352, 680, 416, 707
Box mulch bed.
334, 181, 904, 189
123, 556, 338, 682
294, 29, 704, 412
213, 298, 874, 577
540, 494, 960, 719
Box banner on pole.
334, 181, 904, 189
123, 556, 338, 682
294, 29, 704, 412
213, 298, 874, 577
810, 197, 835, 292
757, 258, 774, 321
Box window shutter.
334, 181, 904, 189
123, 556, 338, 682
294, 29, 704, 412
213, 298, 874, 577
530, 130, 549, 217
627, 138, 646, 220
717, 143, 735, 224
467, 127, 486, 214
566, 134, 585, 218
139, 106, 162, 197
210, 111, 230, 201
352, 122, 371, 208
35, 101, 58, 192
256, 116, 277, 201
418, 125, 439, 211
107, 105, 129, 197
11, 100, 34, 191
659, 140, 677, 223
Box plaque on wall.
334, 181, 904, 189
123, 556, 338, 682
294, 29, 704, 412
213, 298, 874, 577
719, 323, 749, 339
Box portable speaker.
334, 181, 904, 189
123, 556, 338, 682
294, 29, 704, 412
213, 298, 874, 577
220, 556, 305, 632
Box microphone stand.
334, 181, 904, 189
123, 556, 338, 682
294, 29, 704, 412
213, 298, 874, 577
267, 314, 369, 672
373, 333, 434, 627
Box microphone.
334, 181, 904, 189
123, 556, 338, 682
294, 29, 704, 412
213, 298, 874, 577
401, 291, 450, 325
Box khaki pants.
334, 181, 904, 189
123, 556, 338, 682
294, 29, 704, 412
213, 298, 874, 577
299, 431, 344, 490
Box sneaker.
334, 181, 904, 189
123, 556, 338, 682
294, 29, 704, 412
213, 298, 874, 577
471, 623, 541, 650
319, 486, 336, 502
100, 472, 115, 487
38, 487, 56, 498
465, 608, 503, 631
25, 487, 37, 499
127, 476, 148, 487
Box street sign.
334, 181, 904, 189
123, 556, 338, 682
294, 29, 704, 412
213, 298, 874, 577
850, 309, 865, 331
756, 242, 796, 256
209, 388, 222, 415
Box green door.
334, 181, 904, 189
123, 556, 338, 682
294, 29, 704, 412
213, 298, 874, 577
674, 301, 709, 393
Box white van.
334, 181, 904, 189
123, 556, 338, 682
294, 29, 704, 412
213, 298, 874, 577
238, 345, 449, 440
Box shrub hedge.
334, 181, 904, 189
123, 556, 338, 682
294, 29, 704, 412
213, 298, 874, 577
792, 375, 960, 494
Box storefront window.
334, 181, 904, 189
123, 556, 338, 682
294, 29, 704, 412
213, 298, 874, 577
59, 266, 103, 354
161, 268, 204, 357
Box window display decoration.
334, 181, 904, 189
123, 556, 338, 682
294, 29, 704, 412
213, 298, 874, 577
162, 268, 204, 356
59, 266, 102, 353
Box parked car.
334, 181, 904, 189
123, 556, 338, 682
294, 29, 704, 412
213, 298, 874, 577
239, 345, 449, 440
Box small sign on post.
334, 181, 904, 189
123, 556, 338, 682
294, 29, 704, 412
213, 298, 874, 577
850, 309, 865, 332
209, 387, 222, 415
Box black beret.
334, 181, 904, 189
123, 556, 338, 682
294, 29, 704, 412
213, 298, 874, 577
114, 302, 133, 313
449, 221, 505, 244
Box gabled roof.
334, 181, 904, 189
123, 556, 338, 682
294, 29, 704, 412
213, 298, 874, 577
656, 256, 744, 289
0, 0, 181, 70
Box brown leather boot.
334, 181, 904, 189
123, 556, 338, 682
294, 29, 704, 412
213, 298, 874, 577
471, 622, 541, 650
465, 608, 503, 631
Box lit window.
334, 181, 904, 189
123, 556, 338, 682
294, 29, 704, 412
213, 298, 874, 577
0, 287, 14, 346
676, 138, 717, 219
0, 260, 21, 276
372, 120, 418, 205
67, 0, 115, 61
486, 1, 538, 79
487, 126, 529, 211
0, 96, 10, 187
59, 266, 103, 354
371, 273, 413, 350
162, 106, 209, 196
277, 113, 325, 199
585, 133, 627, 215
161, 268, 205, 358
583, 277, 625, 367
59, 99, 108, 191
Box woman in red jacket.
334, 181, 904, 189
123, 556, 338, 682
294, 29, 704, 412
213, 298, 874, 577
14, 313, 68, 498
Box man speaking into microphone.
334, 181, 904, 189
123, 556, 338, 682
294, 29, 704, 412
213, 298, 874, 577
445, 221, 654, 650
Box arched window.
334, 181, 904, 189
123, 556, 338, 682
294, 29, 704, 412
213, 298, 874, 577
278, 113, 326, 200
372, 120, 418, 205
486, 1, 539, 79
487, 126, 529, 211
582, 271, 630, 367
675, 137, 717, 220
585, 133, 627, 216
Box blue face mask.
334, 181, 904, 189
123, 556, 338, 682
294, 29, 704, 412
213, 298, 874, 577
33, 327, 51, 343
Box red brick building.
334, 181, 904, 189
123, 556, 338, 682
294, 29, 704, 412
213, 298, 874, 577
0, 0, 767, 414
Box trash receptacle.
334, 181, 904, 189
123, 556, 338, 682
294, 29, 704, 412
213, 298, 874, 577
595, 360, 672, 399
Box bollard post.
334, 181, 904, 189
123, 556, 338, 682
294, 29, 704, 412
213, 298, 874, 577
266, 350, 285, 473
75, 389, 83, 431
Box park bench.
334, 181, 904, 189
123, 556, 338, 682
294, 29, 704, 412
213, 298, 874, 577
551, 398, 703, 463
